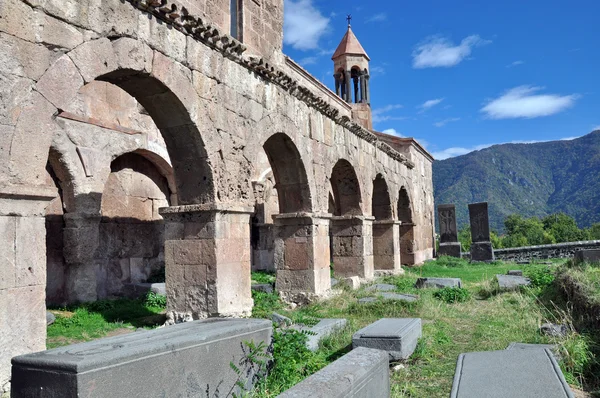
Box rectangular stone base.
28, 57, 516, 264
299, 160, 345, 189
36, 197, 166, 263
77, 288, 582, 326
451, 349, 573, 398
574, 249, 600, 265
439, 242, 462, 258
277, 347, 389, 398
352, 318, 422, 361
470, 241, 495, 262
11, 319, 272, 398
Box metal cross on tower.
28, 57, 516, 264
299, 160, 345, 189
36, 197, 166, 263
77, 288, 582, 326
346, 14, 352, 26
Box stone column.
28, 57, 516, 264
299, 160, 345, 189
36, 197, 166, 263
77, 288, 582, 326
468, 202, 495, 262
345, 71, 352, 103
364, 74, 371, 104
360, 74, 367, 103
330, 215, 374, 280
372, 220, 403, 274
273, 213, 331, 301
0, 184, 56, 393
63, 213, 101, 303
437, 204, 461, 257
334, 74, 341, 97
399, 223, 416, 266
159, 204, 254, 319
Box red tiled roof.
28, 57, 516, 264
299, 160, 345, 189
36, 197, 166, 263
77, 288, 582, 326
332, 27, 370, 61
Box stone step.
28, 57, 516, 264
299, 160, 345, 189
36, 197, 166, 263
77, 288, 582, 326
352, 318, 422, 361
415, 277, 461, 289
277, 347, 390, 398
123, 282, 166, 299
450, 349, 573, 398
293, 319, 348, 351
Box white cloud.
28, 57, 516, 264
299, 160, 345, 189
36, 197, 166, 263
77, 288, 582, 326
372, 104, 404, 123
481, 85, 579, 119
432, 136, 582, 160
370, 66, 386, 76
366, 13, 387, 23
593, 126, 600, 131
419, 98, 444, 111
506, 60, 524, 68
433, 117, 460, 127
284, 0, 330, 50
412, 35, 490, 69
299, 57, 318, 66
382, 128, 402, 137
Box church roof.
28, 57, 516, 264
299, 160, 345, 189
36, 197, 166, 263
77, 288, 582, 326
332, 26, 370, 61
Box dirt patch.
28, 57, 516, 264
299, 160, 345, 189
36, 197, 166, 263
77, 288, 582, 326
105, 328, 135, 338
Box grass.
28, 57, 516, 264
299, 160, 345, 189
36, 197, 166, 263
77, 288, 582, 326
47, 293, 166, 349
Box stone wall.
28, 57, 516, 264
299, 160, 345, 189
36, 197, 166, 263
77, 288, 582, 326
491, 241, 600, 262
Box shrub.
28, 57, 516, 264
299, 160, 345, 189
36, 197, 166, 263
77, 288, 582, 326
524, 264, 555, 288
433, 287, 471, 303
144, 292, 167, 309
251, 290, 284, 319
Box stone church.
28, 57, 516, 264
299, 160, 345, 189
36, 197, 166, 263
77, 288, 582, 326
0, 0, 434, 390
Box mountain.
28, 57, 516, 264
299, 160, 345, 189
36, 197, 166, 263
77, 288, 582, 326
433, 131, 600, 232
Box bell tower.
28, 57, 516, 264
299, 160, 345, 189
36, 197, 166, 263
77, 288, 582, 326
332, 15, 372, 130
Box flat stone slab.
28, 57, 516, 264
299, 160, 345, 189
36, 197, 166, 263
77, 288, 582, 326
367, 283, 397, 292
277, 347, 389, 398
358, 297, 378, 304
294, 319, 347, 351
507, 342, 557, 351
123, 282, 166, 298
415, 277, 462, 289
380, 293, 419, 303
451, 349, 573, 398
251, 283, 274, 294
507, 270, 523, 276
352, 318, 422, 361
11, 319, 272, 398
574, 249, 600, 264
496, 274, 531, 290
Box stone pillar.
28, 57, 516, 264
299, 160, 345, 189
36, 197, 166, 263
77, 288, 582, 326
469, 202, 495, 262
360, 74, 367, 103
0, 184, 56, 393
334, 74, 341, 97
159, 204, 254, 319
345, 71, 352, 103
372, 220, 403, 274
437, 204, 461, 257
399, 223, 416, 266
330, 216, 374, 280
63, 213, 101, 302
273, 213, 331, 301
365, 74, 371, 104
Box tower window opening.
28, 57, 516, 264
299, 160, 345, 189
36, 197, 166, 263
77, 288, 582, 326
230, 0, 243, 41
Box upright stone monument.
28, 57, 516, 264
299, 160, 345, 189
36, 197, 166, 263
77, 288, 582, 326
437, 204, 461, 257
468, 202, 495, 261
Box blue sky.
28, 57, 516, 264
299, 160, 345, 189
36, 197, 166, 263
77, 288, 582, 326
282, 0, 600, 159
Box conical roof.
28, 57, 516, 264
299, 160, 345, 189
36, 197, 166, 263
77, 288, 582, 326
332, 26, 370, 61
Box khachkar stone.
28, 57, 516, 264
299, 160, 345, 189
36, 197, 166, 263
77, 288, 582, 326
468, 202, 495, 261
438, 204, 461, 258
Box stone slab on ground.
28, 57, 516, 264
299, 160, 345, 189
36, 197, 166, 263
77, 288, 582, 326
496, 274, 531, 290
415, 277, 462, 289
367, 283, 397, 292
277, 347, 390, 398
11, 319, 272, 398
380, 293, 419, 303
352, 318, 422, 361
450, 349, 573, 398
574, 249, 600, 265
331, 278, 339, 287
46, 312, 55, 326
251, 283, 274, 294
123, 282, 166, 298
293, 319, 347, 351
358, 297, 378, 304
338, 276, 360, 290
507, 270, 523, 276
506, 342, 557, 351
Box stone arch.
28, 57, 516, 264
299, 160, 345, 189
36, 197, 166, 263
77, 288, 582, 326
15, 37, 214, 205
262, 133, 312, 214
372, 174, 392, 220
330, 159, 362, 216
132, 149, 178, 206
398, 186, 413, 223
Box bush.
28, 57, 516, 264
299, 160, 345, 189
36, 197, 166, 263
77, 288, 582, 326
433, 287, 471, 303
524, 265, 555, 288
251, 290, 284, 319
144, 292, 166, 309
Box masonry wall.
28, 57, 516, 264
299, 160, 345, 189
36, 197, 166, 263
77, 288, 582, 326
490, 241, 600, 262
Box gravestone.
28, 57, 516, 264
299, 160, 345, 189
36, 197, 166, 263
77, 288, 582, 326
367, 284, 397, 292
574, 249, 600, 265
277, 347, 390, 398
507, 270, 523, 276
11, 319, 272, 398
415, 277, 462, 289
468, 202, 495, 261
293, 319, 347, 351
450, 349, 573, 398
438, 204, 462, 258
352, 318, 422, 361
380, 293, 419, 302
496, 274, 531, 290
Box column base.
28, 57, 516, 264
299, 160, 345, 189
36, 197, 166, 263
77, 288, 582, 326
471, 241, 495, 262
439, 242, 462, 258
331, 216, 374, 280
373, 220, 402, 273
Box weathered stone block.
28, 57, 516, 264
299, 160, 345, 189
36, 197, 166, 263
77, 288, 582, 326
294, 319, 347, 351
338, 276, 361, 290
123, 282, 166, 298
352, 318, 422, 361
439, 242, 462, 258
415, 277, 461, 289
574, 249, 600, 265
11, 319, 272, 398
496, 274, 531, 290
470, 241, 495, 262
277, 347, 390, 398
450, 349, 573, 398
367, 283, 396, 292
380, 293, 419, 302
507, 270, 523, 276
251, 283, 274, 294
438, 204, 459, 243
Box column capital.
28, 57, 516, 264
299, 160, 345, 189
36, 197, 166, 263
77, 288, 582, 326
159, 203, 255, 216
0, 183, 58, 216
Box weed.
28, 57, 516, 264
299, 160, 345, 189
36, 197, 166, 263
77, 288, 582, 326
524, 264, 555, 288
251, 271, 276, 285
144, 292, 166, 309
433, 287, 471, 303
251, 290, 284, 319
